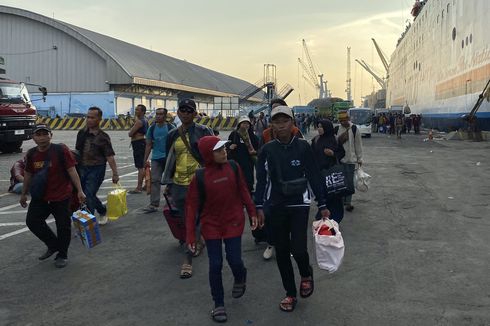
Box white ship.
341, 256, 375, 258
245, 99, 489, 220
386, 0, 490, 130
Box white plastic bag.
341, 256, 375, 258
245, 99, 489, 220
312, 218, 344, 273
354, 167, 371, 192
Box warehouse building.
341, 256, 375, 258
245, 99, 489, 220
0, 5, 263, 118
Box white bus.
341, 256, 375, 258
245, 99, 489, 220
348, 107, 373, 138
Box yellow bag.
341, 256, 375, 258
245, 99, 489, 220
106, 184, 128, 220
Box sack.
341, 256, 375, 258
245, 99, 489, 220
72, 209, 102, 249
106, 184, 128, 220
163, 193, 186, 241
280, 178, 308, 196
354, 167, 371, 192
312, 218, 344, 273
321, 164, 355, 197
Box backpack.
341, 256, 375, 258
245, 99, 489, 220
26, 144, 68, 200
195, 160, 240, 214
147, 123, 175, 141
334, 124, 357, 139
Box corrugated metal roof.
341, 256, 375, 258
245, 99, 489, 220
64, 23, 260, 99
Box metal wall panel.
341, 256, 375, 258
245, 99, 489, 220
0, 13, 107, 92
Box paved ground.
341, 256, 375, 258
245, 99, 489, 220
0, 130, 489, 326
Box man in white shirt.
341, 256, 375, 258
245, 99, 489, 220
336, 111, 363, 212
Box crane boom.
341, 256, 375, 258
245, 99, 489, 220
371, 38, 389, 73
355, 59, 386, 89
298, 58, 320, 89
302, 39, 319, 84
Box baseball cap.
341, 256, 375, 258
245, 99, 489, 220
213, 140, 229, 151
178, 99, 197, 111
338, 111, 349, 121
33, 124, 51, 133
271, 105, 294, 119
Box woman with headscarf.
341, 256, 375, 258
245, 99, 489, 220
227, 116, 259, 193
311, 119, 346, 223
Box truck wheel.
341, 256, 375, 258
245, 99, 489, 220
0, 141, 23, 153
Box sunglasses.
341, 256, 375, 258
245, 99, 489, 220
179, 107, 195, 114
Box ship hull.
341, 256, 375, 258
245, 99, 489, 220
386, 0, 490, 130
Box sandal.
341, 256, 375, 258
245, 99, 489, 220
192, 240, 205, 257
180, 263, 192, 279
210, 306, 227, 323
279, 296, 297, 312
300, 267, 314, 298
128, 189, 143, 194
232, 269, 247, 299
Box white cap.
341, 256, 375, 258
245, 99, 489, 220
213, 140, 229, 151
237, 116, 251, 126
271, 105, 293, 119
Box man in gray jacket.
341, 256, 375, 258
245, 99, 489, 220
336, 111, 363, 212
162, 99, 213, 279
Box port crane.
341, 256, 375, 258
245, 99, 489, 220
298, 39, 326, 98
371, 38, 390, 75
355, 59, 386, 89
462, 78, 490, 141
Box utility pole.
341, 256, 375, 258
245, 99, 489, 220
346, 47, 352, 103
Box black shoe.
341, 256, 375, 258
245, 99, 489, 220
345, 205, 354, 212
38, 249, 57, 261
54, 257, 68, 268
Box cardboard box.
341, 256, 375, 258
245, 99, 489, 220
72, 210, 101, 249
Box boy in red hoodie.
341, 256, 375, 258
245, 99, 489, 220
185, 136, 261, 323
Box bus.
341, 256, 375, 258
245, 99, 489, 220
348, 107, 373, 138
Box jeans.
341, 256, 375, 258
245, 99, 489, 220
26, 198, 71, 258
79, 164, 106, 215
206, 236, 246, 307
11, 183, 23, 194
269, 206, 312, 297
343, 163, 356, 205
150, 158, 166, 207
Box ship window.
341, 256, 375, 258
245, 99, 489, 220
442, 10, 444, 19
466, 36, 468, 46
419, 63, 421, 71
437, 15, 439, 24
470, 34, 472, 43
447, 4, 450, 14
461, 40, 464, 49
452, 27, 456, 41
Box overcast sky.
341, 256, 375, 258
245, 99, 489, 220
2, 0, 414, 106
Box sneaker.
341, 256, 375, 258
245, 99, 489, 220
263, 245, 274, 260
54, 257, 68, 268
142, 205, 158, 213
98, 214, 109, 225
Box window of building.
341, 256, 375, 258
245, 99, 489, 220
452, 27, 456, 41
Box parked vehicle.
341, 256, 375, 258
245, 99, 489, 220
348, 107, 373, 138
0, 77, 47, 153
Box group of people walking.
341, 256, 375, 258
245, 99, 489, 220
19, 98, 364, 323
374, 112, 422, 137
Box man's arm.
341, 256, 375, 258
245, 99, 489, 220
106, 155, 119, 184
128, 119, 142, 137
19, 171, 32, 208
354, 128, 363, 164
143, 140, 152, 165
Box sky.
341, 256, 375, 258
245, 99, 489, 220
2, 0, 414, 106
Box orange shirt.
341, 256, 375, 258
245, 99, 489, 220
261, 126, 302, 144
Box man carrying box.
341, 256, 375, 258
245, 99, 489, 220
20, 124, 86, 268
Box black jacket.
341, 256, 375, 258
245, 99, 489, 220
254, 137, 327, 209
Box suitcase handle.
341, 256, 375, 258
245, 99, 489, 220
163, 193, 174, 211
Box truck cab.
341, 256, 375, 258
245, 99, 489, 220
0, 78, 38, 153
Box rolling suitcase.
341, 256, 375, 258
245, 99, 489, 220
163, 194, 186, 242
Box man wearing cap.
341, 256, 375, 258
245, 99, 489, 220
20, 124, 86, 268
255, 105, 330, 312
76, 107, 119, 225
162, 99, 213, 278
336, 110, 363, 212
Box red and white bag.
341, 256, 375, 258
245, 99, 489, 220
312, 218, 344, 273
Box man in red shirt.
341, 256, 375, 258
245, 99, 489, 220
20, 124, 86, 268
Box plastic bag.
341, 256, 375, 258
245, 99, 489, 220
312, 218, 344, 273
354, 167, 371, 192
106, 184, 128, 220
